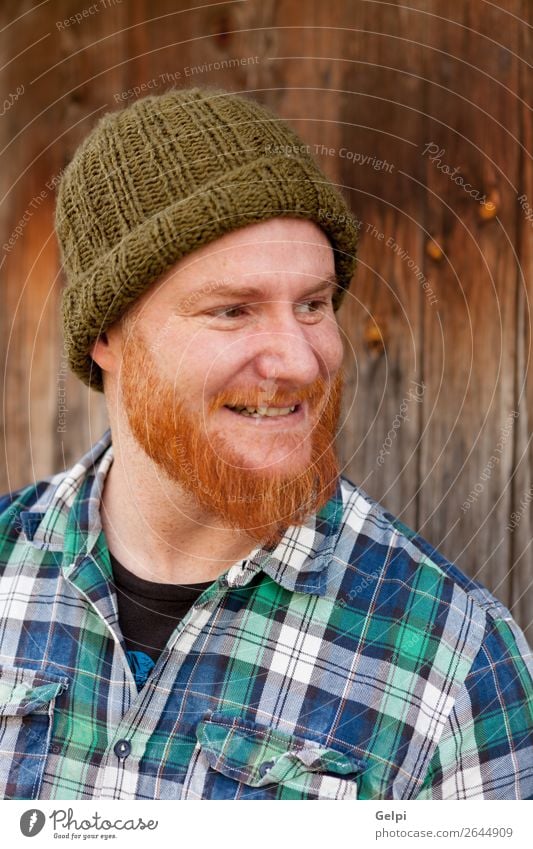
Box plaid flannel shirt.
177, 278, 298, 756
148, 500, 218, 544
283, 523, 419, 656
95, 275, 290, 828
0, 429, 531, 800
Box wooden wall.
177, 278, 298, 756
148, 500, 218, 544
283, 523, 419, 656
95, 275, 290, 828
0, 0, 531, 641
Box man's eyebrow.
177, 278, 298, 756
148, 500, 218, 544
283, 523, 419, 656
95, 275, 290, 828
191, 274, 339, 303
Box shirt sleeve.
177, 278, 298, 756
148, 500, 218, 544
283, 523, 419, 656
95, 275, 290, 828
416, 612, 533, 799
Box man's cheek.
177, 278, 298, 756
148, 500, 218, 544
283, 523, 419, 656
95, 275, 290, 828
318, 327, 344, 373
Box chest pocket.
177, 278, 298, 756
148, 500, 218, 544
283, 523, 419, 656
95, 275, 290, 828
0, 665, 69, 800
181, 712, 366, 800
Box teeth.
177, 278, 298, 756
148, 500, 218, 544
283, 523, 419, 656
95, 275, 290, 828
228, 404, 297, 417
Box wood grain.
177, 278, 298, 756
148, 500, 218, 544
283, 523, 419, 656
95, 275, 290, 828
0, 0, 530, 640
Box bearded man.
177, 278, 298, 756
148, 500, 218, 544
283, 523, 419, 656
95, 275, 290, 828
0, 87, 531, 801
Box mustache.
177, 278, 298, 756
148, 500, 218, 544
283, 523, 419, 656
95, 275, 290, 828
208, 373, 341, 413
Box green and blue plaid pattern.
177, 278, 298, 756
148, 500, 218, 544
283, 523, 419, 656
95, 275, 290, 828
0, 429, 531, 799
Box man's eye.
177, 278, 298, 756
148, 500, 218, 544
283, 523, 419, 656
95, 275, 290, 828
210, 305, 247, 319
293, 299, 332, 318
296, 299, 329, 313
208, 299, 330, 320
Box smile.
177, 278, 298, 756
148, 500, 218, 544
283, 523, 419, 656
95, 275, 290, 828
224, 403, 299, 417
222, 403, 305, 425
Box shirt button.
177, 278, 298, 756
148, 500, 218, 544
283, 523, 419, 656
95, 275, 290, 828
114, 739, 131, 760
258, 760, 275, 777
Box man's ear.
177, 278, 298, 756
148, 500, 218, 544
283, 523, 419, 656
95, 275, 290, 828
90, 331, 117, 374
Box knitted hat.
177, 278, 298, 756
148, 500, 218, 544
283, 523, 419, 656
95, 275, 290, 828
56, 86, 359, 392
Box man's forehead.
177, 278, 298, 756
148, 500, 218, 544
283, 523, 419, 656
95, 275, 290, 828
176, 272, 339, 303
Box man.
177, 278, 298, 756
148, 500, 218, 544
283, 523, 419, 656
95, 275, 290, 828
0, 87, 531, 801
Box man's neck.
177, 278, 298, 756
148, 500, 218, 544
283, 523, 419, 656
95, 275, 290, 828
100, 429, 261, 585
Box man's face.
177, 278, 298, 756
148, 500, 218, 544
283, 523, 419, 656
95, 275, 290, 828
116, 218, 346, 547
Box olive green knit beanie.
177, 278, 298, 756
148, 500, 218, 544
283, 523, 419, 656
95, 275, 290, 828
56, 86, 359, 392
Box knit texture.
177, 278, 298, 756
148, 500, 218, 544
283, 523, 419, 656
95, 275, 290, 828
56, 86, 359, 392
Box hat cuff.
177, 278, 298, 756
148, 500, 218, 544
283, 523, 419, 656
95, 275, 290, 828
61, 154, 358, 392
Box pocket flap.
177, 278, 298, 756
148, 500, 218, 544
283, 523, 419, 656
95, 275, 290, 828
196, 712, 366, 789
0, 665, 68, 716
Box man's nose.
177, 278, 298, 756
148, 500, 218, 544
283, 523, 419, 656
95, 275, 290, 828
251, 323, 321, 387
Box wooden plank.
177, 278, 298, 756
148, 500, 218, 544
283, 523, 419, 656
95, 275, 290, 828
50, 0, 127, 473
0, 0, 530, 642
0, 4, 64, 491
510, 0, 533, 643
310, 1, 430, 531
420, 0, 522, 626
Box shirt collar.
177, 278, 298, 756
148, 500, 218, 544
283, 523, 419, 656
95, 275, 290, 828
20, 429, 114, 558
20, 429, 344, 597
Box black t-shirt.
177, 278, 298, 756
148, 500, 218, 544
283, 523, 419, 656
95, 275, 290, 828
110, 552, 212, 690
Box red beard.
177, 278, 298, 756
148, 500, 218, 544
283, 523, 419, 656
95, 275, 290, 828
120, 328, 343, 548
